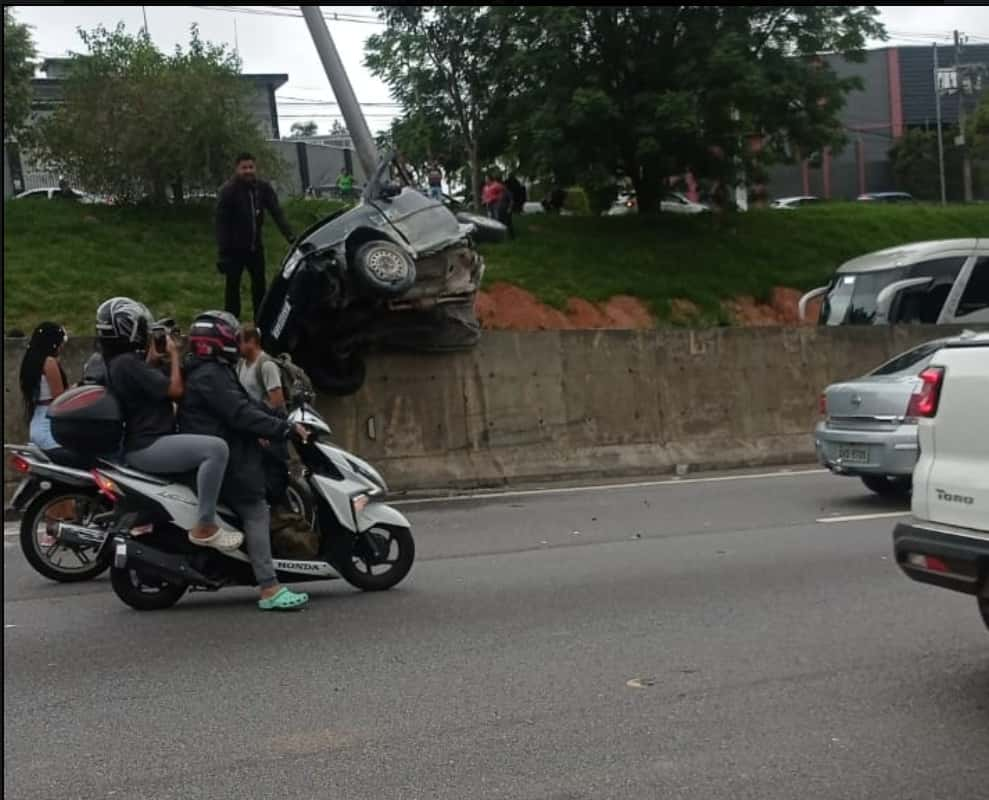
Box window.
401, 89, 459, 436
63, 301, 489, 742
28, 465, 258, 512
870, 341, 944, 376
821, 268, 907, 325
956, 257, 989, 317
893, 256, 968, 324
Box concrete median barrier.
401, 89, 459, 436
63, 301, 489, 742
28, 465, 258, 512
3, 325, 980, 502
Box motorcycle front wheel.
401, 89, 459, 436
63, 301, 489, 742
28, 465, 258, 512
335, 524, 415, 592
20, 489, 113, 583
110, 566, 187, 611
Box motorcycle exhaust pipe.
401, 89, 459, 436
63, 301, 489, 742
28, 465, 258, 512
51, 521, 110, 548
113, 537, 221, 589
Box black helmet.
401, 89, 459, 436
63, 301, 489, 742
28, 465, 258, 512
188, 310, 241, 364
95, 297, 153, 349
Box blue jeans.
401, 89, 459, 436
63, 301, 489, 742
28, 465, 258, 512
29, 406, 58, 451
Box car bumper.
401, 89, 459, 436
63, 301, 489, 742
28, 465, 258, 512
814, 421, 918, 477
893, 520, 989, 598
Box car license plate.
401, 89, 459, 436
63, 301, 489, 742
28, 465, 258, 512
837, 445, 870, 464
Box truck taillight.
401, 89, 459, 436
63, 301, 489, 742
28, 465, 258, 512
818, 393, 827, 417
906, 367, 945, 418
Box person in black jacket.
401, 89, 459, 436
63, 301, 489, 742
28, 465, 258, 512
179, 310, 311, 611
215, 153, 296, 321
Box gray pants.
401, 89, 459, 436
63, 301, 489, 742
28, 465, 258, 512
227, 497, 277, 589
127, 435, 229, 526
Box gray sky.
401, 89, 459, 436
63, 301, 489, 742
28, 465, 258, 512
10, 5, 989, 138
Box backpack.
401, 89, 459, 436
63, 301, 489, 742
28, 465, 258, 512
260, 352, 314, 407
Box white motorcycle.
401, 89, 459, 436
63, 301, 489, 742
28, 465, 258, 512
27, 393, 415, 610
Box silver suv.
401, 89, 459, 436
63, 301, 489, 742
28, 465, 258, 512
799, 239, 989, 326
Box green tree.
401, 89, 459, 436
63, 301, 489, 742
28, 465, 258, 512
32, 23, 277, 204
3, 8, 37, 142
290, 120, 319, 138
365, 6, 517, 210
509, 6, 885, 213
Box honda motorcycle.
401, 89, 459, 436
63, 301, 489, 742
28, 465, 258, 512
83, 395, 414, 610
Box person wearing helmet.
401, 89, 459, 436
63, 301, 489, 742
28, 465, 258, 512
179, 310, 311, 611
96, 297, 242, 552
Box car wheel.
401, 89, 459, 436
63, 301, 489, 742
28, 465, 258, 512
308, 352, 367, 397
352, 240, 416, 296
860, 475, 911, 497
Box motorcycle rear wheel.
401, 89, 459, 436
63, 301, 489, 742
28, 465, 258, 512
110, 566, 187, 611
20, 489, 113, 583
335, 524, 415, 592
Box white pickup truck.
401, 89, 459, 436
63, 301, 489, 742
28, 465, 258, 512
893, 333, 989, 632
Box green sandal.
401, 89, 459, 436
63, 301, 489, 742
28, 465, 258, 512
258, 586, 310, 611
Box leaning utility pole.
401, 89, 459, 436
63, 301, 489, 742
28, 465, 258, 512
955, 30, 974, 203
300, 6, 379, 179
933, 42, 947, 206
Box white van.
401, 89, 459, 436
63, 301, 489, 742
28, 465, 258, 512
799, 239, 989, 326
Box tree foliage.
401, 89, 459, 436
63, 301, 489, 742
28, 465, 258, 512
365, 6, 517, 209
4, 8, 37, 141
366, 5, 885, 213
290, 120, 319, 138
508, 6, 885, 212
32, 24, 278, 204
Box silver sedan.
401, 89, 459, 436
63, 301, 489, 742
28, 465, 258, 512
814, 334, 972, 496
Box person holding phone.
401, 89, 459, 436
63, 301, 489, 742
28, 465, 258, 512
96, 297, 242, 552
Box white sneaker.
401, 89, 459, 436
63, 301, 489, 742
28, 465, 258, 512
189, 527, 244, 552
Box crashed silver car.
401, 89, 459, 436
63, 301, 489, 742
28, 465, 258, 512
258, 153, 505, 395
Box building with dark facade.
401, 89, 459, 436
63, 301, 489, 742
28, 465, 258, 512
767, 44, 989, 201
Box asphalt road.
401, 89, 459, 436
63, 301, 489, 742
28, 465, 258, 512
4, 468, 988, 800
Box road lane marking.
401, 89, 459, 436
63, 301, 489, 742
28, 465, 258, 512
392, 468, 826, 506
816, 511, 909, 524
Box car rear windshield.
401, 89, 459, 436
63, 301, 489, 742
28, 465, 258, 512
820, 267, 907, 325
870, 341, 944, 375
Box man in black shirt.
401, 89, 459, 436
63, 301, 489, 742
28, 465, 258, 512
215, 153, 296, 321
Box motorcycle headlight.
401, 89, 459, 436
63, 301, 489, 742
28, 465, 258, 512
282, 249, 305, 279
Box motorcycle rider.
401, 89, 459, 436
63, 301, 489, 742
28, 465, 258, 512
97, 297, 242, 552
179, 310, 311, 611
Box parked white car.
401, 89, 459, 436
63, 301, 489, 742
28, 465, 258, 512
14, 187, 105, 204
605, 191, 710, 216
799, 239, 989, 325
892, 332, 989, 632
770, 195, 823, 209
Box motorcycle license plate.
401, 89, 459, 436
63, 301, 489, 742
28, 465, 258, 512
837, 445, 870, 464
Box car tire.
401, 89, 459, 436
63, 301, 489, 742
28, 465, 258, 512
861, 475, 911, 497
352, 240, 415, 297
308, 352, 367, 397
979, 597, 989, 633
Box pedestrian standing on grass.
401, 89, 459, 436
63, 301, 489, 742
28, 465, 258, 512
336, 168, 355, 201
215, 153, 296, 322
427, 164, 443, 201
482, 173, 506, 219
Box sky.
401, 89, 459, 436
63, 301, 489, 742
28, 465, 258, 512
10, 4, 989, 138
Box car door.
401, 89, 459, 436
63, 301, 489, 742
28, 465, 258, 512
942, 255, 989, 323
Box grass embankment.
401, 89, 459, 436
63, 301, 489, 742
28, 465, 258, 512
3, 198, 985, 333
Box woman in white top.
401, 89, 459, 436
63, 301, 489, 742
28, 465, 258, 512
19, 322, 69, 452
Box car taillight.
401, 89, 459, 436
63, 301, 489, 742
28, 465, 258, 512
906, 367, 945, 418
92, 470, 122, 502
818, 393, 827, 417
10, 455, 30, 474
